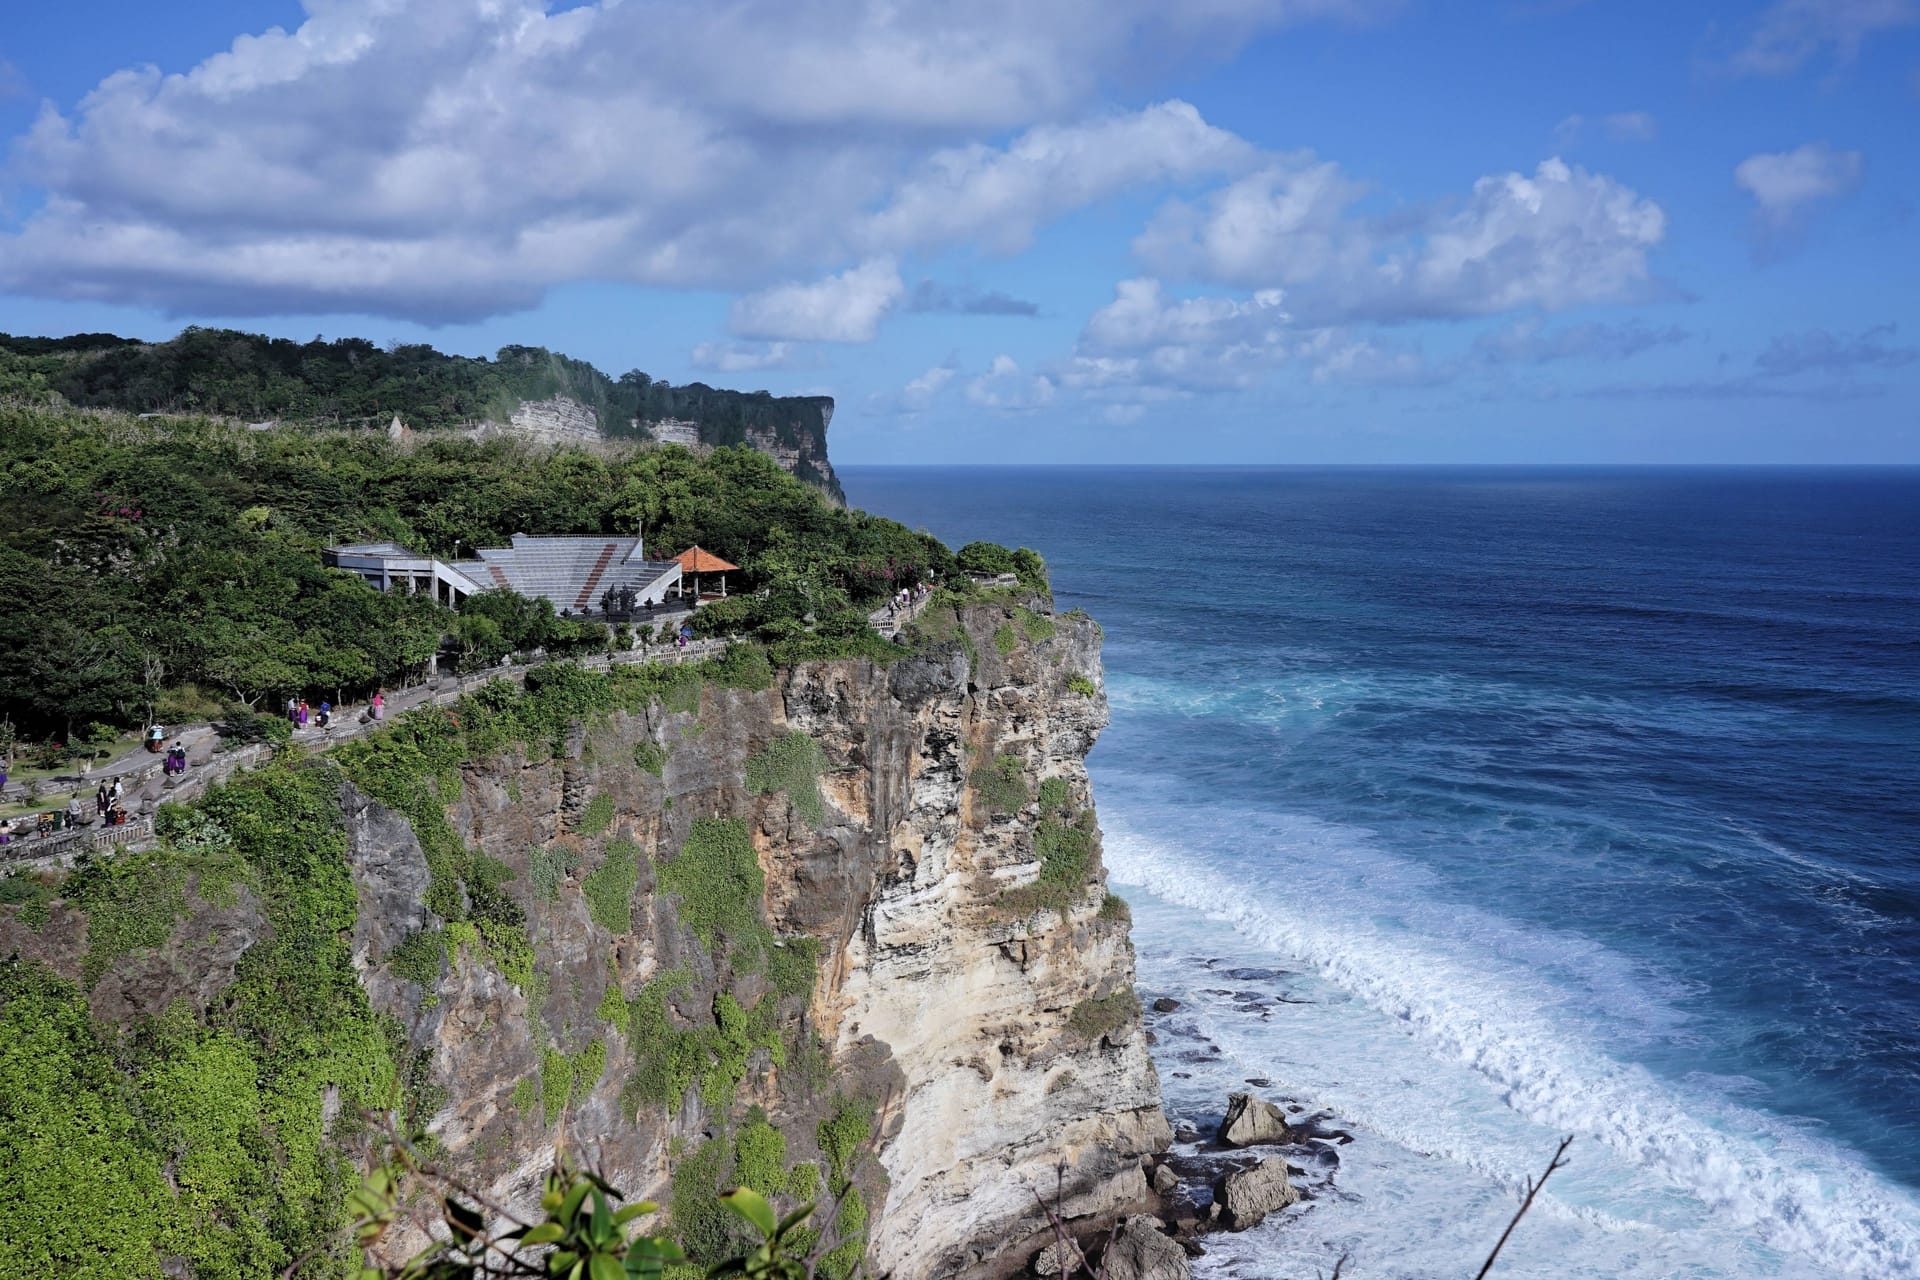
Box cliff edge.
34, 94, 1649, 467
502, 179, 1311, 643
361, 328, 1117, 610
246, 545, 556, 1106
0, 597, 1164, 1278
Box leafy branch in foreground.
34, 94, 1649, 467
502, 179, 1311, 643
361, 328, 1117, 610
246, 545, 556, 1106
337, 1090, 888, 1280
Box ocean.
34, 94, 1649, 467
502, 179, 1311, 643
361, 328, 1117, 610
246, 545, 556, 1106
840, 466, 1920, 1280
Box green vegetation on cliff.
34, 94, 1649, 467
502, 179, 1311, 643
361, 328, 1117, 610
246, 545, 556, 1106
0, 327, 837, 477
0, 401, 948, 735
0, 754, 413, 1278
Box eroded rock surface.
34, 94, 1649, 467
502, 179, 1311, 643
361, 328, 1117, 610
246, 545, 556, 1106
1219, 1091, 1294, 1148
1215, 1158, 1299, 1231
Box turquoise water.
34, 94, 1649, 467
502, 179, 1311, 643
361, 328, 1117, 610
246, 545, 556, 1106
842, 466, 1920, 1279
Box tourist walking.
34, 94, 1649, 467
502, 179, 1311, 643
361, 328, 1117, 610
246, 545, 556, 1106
298, 699, 310, 727
371, 691, 385, 721
66, 795, 82, 828
318, 700, 331, 728
287, 697, 299, 727
95, 784, 108, 819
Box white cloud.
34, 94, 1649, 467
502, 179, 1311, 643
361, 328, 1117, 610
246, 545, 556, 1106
0, 0, 1378, 321
1138, 155, 1666, 322
861, 101, 1255, 255
729, 259, 905, 343
688, 341, 811, 373
1735, 143, 1866, 228
965, 354, 1056, 411
1068, 275, 1433, 391
863, 361, 959, 417
1729, 0, 1918, 76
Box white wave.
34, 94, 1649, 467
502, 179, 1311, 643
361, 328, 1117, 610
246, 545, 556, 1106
1103, 815, 1920, 1279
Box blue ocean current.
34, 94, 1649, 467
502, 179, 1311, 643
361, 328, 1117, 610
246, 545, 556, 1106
841, 466, 1920, 1280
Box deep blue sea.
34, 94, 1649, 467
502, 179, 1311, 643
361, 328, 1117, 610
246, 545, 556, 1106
841, 466, 1920, 1280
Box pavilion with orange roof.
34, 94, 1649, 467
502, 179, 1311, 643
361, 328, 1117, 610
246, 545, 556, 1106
674, 546, 738, 600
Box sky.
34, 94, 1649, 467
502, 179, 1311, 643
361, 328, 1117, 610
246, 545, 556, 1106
1, 0, 1916, 464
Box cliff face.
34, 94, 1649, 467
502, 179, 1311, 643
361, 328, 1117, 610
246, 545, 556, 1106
353, 600, 1158, 1275
0, 600, 1162, 1276
466, 394, 843, 501
0, 602, 1159, 1280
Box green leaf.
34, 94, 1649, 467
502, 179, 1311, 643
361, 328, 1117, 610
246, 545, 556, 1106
522, 1223, 565, 1245
719, 1186, 777, 1238
590, 1254, 625, 1280
773, 1203, 816, 1237
613, 1200, 660, 1225
591, 1187, 614, 1244
560, 1180, 594, 1225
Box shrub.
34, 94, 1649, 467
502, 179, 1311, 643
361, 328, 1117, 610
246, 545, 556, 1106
1098, 893, 1132, 924
1016, 606, 1055, 642
633, 738, 670, 776
581, 840, 641, 933
745, 731, 828, 826
577, 792, 615, 835
1066, 673, 1097, 698
528, 842, 581, 904
955, 541, 1017, 578
998, 809, 1098, 917
992, 623, 1017, 655
1067, 987, 1140, 1041
1037, 776, 1072, 817
657, 818, 768, 956
971, 754, 1028, 816
386, 928, 446, 988
1010, 547, 1048, 591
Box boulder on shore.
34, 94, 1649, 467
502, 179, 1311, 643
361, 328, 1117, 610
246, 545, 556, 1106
1099, 1216, 1191, 1280
1218, 1092, 1293, 1147
1031, 1238, 1085, 1276
1214, 1158, 1299, 1231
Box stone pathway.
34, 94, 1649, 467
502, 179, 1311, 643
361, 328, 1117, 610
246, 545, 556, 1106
2, 634, 726, 870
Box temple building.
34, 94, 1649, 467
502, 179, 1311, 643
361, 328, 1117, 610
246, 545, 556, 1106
325, 534, 683, 615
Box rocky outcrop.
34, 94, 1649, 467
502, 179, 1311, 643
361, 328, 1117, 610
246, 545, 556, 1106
1099, 1217, 1190, 1280
361, 598, 1160, 1277
508, 395, 602, 444
0, 598, 1154, 1277
1214, 1159, 1298, 1231
1218, 1092, 1293, 1148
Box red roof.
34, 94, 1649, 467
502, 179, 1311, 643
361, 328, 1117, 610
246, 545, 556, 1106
675, 546, 738, 573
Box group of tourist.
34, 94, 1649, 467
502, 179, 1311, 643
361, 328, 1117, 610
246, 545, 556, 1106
286, 697, 336, 729
886, 582, 934, 621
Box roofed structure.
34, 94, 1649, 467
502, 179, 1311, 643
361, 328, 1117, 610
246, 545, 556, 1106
674, 546, 738, 574
327, 533, 682, 616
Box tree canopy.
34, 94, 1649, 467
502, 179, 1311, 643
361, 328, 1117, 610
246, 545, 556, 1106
0, 404, 950, 736
0, 328, 839, 498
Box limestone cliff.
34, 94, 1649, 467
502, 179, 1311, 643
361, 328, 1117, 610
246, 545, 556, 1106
462, 393, 843, 501
0, 599, 1163, 1277
369, 600, 1162, 1277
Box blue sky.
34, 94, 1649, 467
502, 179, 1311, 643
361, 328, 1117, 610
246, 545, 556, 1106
1, 0, 1916, 463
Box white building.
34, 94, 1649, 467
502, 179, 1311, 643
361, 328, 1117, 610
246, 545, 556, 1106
325, 534, 683, 615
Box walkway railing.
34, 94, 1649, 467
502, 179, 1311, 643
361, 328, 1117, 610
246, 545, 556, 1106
3, 639, 732, 870
2, 814, 154, 867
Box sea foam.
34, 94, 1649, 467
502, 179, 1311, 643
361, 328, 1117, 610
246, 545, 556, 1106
1103, 811, 1920, 1279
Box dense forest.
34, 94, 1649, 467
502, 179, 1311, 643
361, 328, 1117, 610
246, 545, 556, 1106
0, 328, 839, 494
0, 403, 951, 740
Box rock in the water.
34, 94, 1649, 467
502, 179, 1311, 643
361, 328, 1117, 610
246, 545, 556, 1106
1031, 1238, 1085, 1276
1152, 996, 1182, 1013
1218, 1092, 1294, 1147
1215, 1158, 1299, 1231
1151, 1162, 1180, 1196
1099, 1216, 1191, 1280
